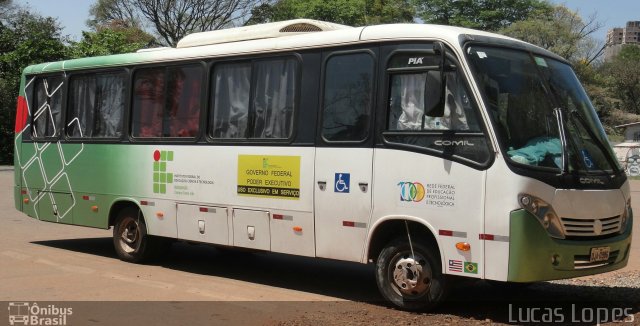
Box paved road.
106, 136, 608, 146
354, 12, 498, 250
1, 166, 638, 325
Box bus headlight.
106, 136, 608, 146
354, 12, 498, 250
620, 199, 632, 234
518, 194, 565, 239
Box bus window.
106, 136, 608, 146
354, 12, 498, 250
167, 65, 202, 137
388, 70, 475, 131
68, 72, 125, 138
321, 53, 374, 142
132, 64, 203, 138
211, 58, 296, 140
32, 75, 63, 138
132, 68, 165, 138
211, 62, 251, 139
251, 58, 296, 139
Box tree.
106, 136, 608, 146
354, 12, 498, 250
0, 6, 67, 164
605, 45, 640, 114
89, 0, 258, 46
246, 0, 414, 26
414, 0, 551, 31
501, 5, 604, 65
68, 22, 155, 58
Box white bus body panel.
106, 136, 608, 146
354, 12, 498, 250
370, 149, 486, 277
314, 148, 373, 261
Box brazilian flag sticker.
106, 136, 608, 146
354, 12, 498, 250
464, 262, 478, 274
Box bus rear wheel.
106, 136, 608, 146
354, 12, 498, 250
113, 208, 168, 263
375, 238, 446, 311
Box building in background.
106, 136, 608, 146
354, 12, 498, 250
605, 21, 640, 61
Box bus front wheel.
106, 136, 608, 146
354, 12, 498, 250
375, 238, 446, 311
113, 208, 168, 263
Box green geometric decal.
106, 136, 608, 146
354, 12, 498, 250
152, 150, 173, 194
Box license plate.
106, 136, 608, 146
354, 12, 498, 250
589, 247, 610, 262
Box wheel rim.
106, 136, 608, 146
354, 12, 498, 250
118, 217, 141, 254
389, 251, 432, 298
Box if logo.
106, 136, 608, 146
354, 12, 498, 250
153, 150, 174, 194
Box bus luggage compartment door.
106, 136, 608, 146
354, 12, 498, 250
176, 204, 228, 245
232, 209, 270, 251
36, 191, 74, 224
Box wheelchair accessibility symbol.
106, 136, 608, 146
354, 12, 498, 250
334, 173, 350, 193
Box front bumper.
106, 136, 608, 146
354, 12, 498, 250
507, 209, 632, 282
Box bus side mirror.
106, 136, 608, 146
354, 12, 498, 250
425, 42, 447, 117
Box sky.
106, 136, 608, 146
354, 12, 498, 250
12, 0, 640, 43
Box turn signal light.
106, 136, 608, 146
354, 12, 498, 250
23, 198, 29, 204
455, 242, 471, 251
156, 212, 164, 218
91, 206, 99, 212
293, 226, 303, 232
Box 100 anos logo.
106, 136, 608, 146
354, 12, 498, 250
398, 182, 425, 202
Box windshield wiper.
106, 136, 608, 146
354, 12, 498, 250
569, 110, 621, 174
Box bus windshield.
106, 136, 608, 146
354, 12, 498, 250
466, 45, 620, 174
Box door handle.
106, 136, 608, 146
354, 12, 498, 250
359, 182, 368, 193
317, 181, 327, 191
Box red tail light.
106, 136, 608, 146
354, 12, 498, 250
14, 96, 28, 133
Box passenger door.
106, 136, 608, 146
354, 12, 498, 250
314, 49, 377, 262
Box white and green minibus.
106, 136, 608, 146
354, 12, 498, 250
13, 19, 632, 310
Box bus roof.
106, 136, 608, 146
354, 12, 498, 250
23, 20, 556, 75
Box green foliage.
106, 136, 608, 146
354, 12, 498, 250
604, 45, 640, 114
0, 8, 67, 164
67, 26, 152, 58
414, 0, 551, 31
247, 0, 415, 26
501, 5, 603, 64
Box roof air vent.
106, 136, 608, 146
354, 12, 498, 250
279, 23, 322, 33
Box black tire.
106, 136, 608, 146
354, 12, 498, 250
375, 238, 447, 311
112, 207, 170, 263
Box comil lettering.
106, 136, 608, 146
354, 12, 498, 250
408, 57, 424, 65
434, 140, 475, 146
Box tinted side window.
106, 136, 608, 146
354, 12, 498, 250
32, 76, 64, 138
321, 53, 374, 142
166, 66, 202, 137
388, 70, 480, 132
132, 64, 203, 138
68, 72, 125, 138
252, 59, 296, 138
211, 58, 297, 140
132, 68, 165, 137
211, 62, 251, 138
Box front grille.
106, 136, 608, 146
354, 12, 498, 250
561, 215, 621, 237
574, 250, 619, 269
